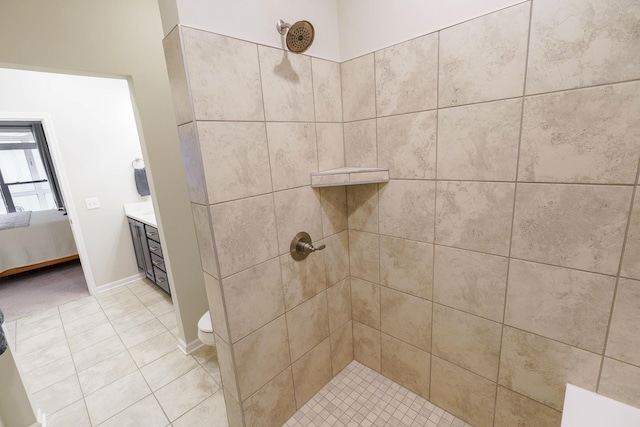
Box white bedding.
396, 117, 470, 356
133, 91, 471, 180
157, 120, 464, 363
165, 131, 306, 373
0, 209, 78, 274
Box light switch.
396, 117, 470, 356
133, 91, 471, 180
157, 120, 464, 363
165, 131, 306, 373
85, 197, 101, 210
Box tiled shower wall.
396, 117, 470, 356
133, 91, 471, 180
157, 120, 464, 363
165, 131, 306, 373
343, 1, 640, 427
163, 27, 353, 426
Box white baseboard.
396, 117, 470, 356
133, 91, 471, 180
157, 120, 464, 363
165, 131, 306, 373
96, 272, 144, 294
177, 337, 204, 355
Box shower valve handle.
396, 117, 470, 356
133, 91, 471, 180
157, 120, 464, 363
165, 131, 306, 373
290, 232, 325, 261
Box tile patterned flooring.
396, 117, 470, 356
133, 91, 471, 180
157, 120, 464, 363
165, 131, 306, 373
3, 279, 228, 427
4, 278, 470, 427
284, 361, 470, 427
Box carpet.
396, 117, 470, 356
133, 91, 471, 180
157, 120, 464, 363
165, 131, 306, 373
0, 259, 89, 322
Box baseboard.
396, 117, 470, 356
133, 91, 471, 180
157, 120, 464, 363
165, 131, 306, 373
177, 337, 204, 355
96, 272, 144, 294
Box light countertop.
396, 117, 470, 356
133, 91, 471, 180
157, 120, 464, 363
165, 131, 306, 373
123, 201, 157, 227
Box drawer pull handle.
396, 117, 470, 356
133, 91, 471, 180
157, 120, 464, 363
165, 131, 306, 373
157, 277, 167, 283
152, 260, 163, 267
149, 246, 160, 251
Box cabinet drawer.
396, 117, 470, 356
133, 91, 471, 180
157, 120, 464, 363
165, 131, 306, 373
153, 266, 170, 295
145, 225, 160, 243
151, 253, 165, 272
148, 240, 163, 258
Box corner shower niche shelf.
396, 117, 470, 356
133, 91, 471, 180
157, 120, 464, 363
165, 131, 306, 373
311, 166, 390, 188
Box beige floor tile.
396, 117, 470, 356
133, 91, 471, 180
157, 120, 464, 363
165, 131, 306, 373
157, 310, 178, 330
78, 350, 138, 395
15, 325, 66, 355
139, 288, 169, 306
172, 390, 228, 427
46, 399, 91, 427
97, 288, 137, 309
98, 395, 169, 427
119, 318, 167, 348
191, 345, 217, 364
58, 295, 96, 313
63, 311, 109, 337
67, 322, 117, 354
147, 298, 174, 317
16, 339, 71, 373
33, 374, 83, 415
85, 371, 151, 425
200, 353, 222, 386
60, 300, 103, 324
72, 336, 126, 372
128, 331, 179, 368
155, 366, 220, 421
110, 307, 155, 334
17, 306, 59, 325
140, 349, 199, 391
97, 284, 131, 298
102, 298, 146, 320
127, 280, 158, 297
16, 312, 62, 339
23, 355, 76, 393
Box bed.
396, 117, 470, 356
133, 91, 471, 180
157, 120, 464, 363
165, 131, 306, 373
0, 209, 78, 277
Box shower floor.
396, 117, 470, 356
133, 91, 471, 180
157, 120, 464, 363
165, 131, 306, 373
284, 361, 471, 427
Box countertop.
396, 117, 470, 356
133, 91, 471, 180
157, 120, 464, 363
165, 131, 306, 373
123, 201, 157, 227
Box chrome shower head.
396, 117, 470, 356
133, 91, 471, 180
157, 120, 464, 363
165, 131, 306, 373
276, 19, 315, 53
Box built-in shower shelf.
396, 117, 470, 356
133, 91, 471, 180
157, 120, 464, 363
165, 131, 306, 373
311, 167, 390, 187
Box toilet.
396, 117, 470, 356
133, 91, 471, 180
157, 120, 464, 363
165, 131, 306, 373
197, 311, 216, 347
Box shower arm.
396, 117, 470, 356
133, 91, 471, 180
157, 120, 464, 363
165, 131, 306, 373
276, 19, 291, 35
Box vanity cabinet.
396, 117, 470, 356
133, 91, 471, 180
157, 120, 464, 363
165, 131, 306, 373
127, 217, 170, 295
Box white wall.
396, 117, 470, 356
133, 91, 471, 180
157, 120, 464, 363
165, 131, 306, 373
338, 0, 526, 60
159, 0, 342, 61
0, 68, 144, 288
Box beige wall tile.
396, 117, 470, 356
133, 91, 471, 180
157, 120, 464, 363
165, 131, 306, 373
519, 82, 640, 184
178, 123, 206, 205
379, 180, 435, 242
432, 305, 501, 381
380, 236, 433, 300
286, 291, 329, 361
258, 45, 314, 122
598, 358, 640, 409
349, 230, 380, 283
351, 277, 380, 330
331, 321, 354, 375
163, 28, 192, 125
437, 99, 521, 181
291, 338, 332, 408
182, 28, 264, 121
223, 389, 244, 427
380, 287, 431, 352
498, 327, 601, 410
327, 277, 351, 332
214, 334, 239, 401
431, 356, 497, 427
381, 333, 431, 399
341, 54, 375, 122
323, 230, 350, 285
312, 58, 343, 122
436, 181, 514, 256
320, 186, 347, 237
621, 193, 640, 280
191, 203, 218, 278
353, 321, 381, 372
210, 194, 278, 278
377, 111, 437, 180
375, 33, 438, 116
233, 316, 290, 400
433, 246, 508, 322
606, 278, 640, 366
266, 122, 318, 191
506, 260, 615, 353
344, 119, 377, 167
526, 0, 640, 94
204, 273, 229, 344
347, 183, 378, 233
439, 2, 529, 107
316, 123, 345, 171
273, 186, 323, 255
223, 258, 284, 343
494, 386, 562, 427
198, 121, 272, 204
280, 250, 326, 312
242, 367, 296, 427
511, 184, 632, 275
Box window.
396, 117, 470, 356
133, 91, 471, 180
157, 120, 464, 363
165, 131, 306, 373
0, 122, 64, 214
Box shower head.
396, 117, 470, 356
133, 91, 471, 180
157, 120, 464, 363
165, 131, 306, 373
276, 19, 315, 53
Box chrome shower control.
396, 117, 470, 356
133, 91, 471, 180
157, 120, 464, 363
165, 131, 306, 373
290, 232, 325, 261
